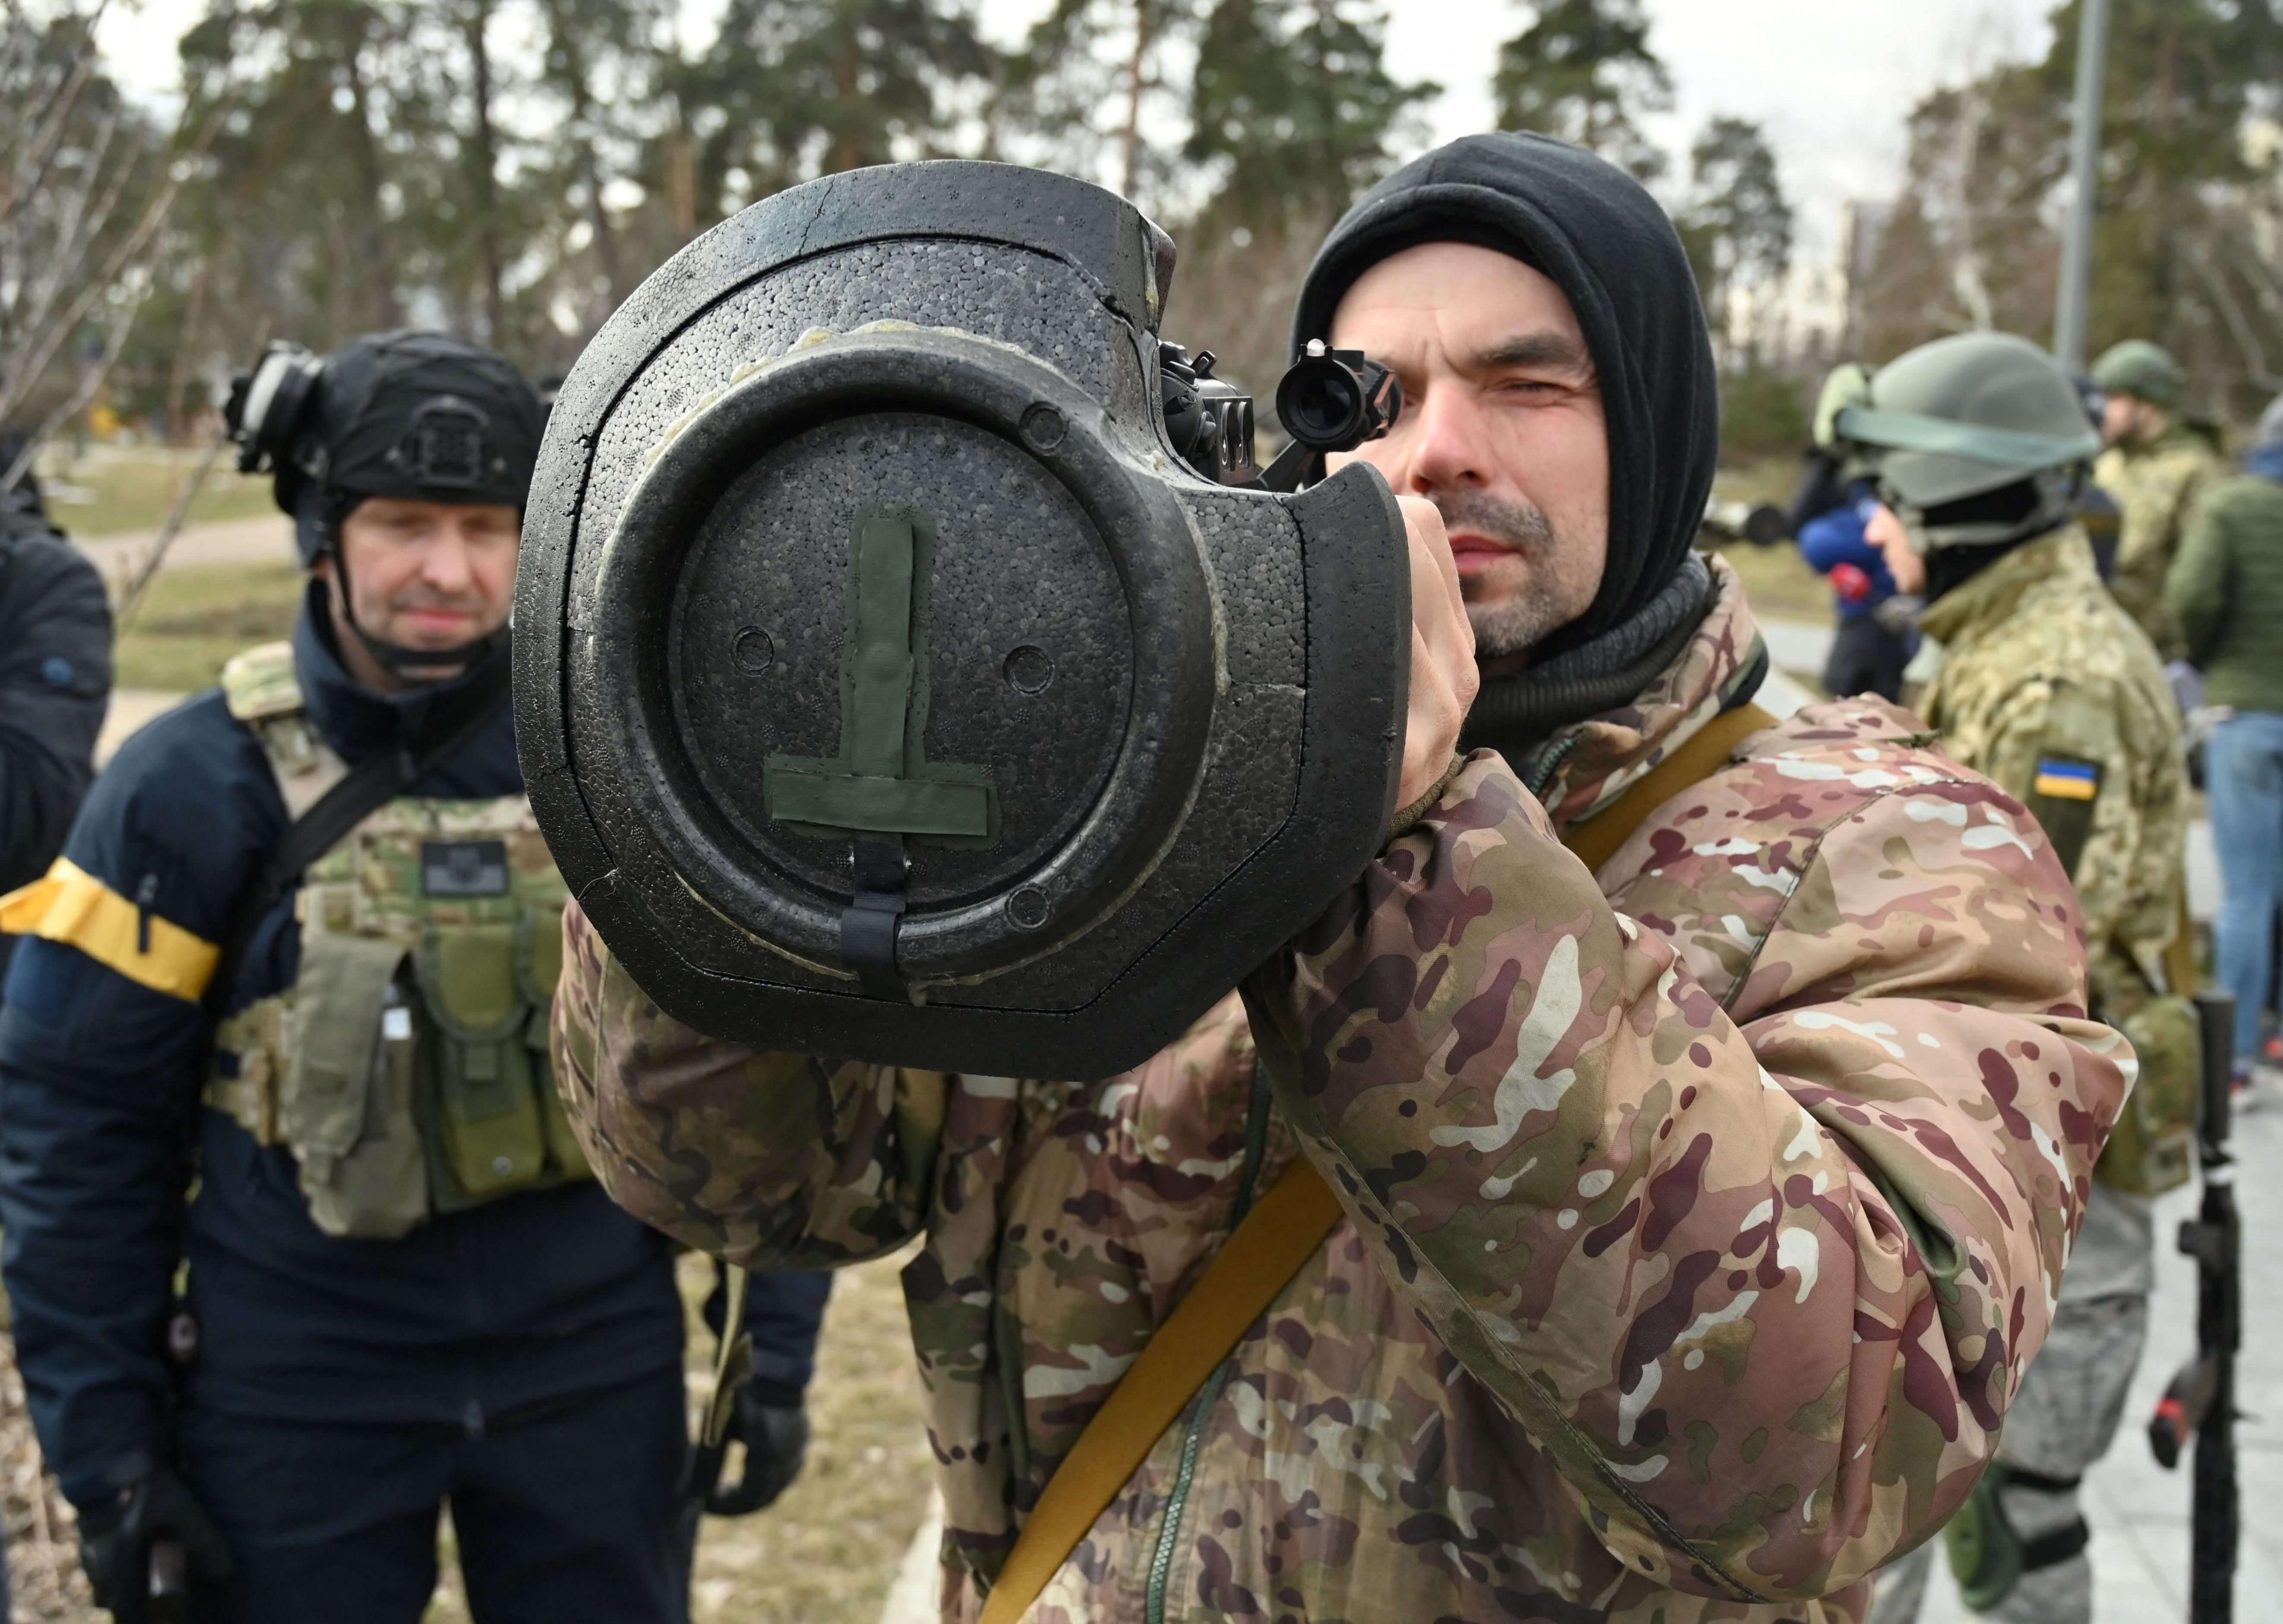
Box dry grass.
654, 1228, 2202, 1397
0, 1250, 933, 1623
0, 1320, 95, 1622
1703, 538, 1831, 626
112, 561, 306, 693
35, 446, 275, 542
677, 1248, 933, 1624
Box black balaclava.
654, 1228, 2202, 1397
1290, 133, 1724, 756
275, 331, 544, 674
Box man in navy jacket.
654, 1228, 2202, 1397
0, 333, 828, 1624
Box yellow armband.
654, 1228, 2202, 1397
0, 859, 219, 1002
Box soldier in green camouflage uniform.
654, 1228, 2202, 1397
2090, 339, 2224, 660
1842, 333, 2193, 1624
554, 137, 2131, 1623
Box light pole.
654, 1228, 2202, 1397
2055, 0, 2114, 373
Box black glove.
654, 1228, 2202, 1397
78, 1468, 233, 1624
705, 1389, 812, 1516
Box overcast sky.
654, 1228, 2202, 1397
95, 0, 2061, 263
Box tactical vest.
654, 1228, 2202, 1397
205, 643, 590, 1239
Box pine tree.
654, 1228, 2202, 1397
1492, 0, 1671, 182
1184, 0, 1431, 234
176, 1, 442, 347
707, 0, 996, 180
1001, 0, 1205, 205
1139, 0, 1426, 414
1678, 117, 1792, 361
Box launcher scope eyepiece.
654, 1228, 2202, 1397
1278, 342, 1402, 453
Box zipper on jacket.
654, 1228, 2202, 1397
1142, 1065, 1274, 1624
133, 873, 159, 955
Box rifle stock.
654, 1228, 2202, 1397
2146, 990, 2238, 1624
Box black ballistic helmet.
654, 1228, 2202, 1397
231, 330, 545, 566
227, 330, 545, 672
517, 160, 1412, 1077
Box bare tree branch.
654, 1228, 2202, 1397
0, 103, 223, 426
1, 281, 150, 495
115, 431, 229, 631
0, 3, 108, 230
10, 111, 133, 363
2190, 242, 2283, 392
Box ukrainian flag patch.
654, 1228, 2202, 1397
2033, 757, 2100, 801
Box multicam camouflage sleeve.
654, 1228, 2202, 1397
1240, 745, 2129, 1602
552, 904, 930, 1268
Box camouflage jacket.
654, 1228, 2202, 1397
555, 557, 2127, 1623
2096, 423, 2223, 659
1916, 525, 2187, 1019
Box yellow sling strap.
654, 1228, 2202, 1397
1558, 701, 1776, 874
977, 701, 1775, 1622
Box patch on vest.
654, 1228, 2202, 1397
2025, 753, 2103, 879
421, 839, 510, 898
2032, 757, 2100, 801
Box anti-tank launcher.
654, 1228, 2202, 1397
515, 161, 1414, 1078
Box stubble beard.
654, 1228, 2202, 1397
1432, 489, 1584, 658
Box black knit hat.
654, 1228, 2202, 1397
1290, 132, 1719, 657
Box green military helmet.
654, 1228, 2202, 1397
1834, 332, 2100, 546
2090, 338, 2183, 408
1811, 361, 1874, 452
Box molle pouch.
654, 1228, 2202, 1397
416, 923, 548, 1207
515, 904, 590, 1179
209, 1000, 285, 1146
282, 933, 430, 1239
2100, 993, 2199, 1196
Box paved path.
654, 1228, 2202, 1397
1762, 613, 1837, 679
75, 512, 295, 578
1920, 1102, 2283, 1624
879, 1496, 943, 1624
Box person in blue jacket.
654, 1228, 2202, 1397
1796, 480, 1918, 701
0, 332, 829, 1624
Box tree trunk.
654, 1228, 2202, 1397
830, 30, 863, 174
666, 125, 697, 241
463, 0, 508, 347
341, 27, 402, 331
540, 0, 626, 308
1120, 1, 1154, 199
165, 260, 207, 444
